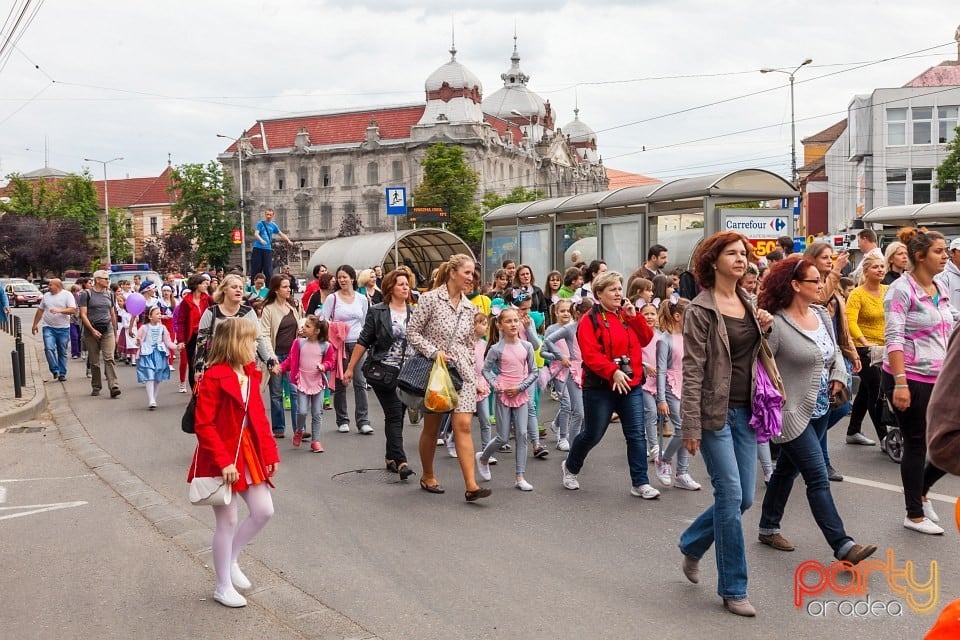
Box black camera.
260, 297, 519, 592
615, 356, 634, 378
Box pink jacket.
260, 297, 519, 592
280, 338, 337, 387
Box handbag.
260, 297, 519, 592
188, 377, 249, 506
756, 335, 786, 401
363, 359, 401, 387
397, 306, 465, 396
181, 383, 199, 434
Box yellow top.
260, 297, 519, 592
845, 285, 887, 345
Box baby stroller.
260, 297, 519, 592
879, 391, 902, 464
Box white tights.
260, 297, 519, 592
144, 381, 158, 405
211, 482, 274, 592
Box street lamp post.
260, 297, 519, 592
761, 58, 812, 187
217, 132, 261, 276
511, 109, 539, 198
84, 156, 123, 266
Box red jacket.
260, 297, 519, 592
577, 306, 653, 388
174, 292, 210, 343
187, 361, 279, 489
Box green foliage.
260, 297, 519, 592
108, 208, 133, 264
480, 186, 541, 212
936, 126, 960, 189
687, 219, 704, 229
1, 172, 100, 235
413, 143, 481, 250
141, 231, 195, 275
170, 161, 237, 270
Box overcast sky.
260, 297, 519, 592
2, 1, 959, 187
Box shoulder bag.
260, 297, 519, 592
362, 308, 411, 390
188, 378, 250, 506
397, 306, 464, 397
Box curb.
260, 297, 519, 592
0, 340, 49, 429
46, 383, 380, 640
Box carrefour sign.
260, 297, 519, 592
721, 212, 793, 239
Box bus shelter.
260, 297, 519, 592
482, 169, 798, 278
306, 228, 474, 289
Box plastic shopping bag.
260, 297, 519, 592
424, 355, 459, 413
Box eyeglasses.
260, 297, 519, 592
796, 279, 823, 284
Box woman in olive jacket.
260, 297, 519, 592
344, 268, 416, 480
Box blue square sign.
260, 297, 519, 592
385, 187, 407, 215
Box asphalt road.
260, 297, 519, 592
15, 308, 960, 638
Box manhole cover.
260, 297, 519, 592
331, 468, 399, 485
2, 426, 45, 434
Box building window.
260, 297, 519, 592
912, 107, 932, 145
298, 204, 310, 230
392, 160, 403, 181
276, 168, 285, 190
939, 182, 958, 203
149, 216, 158, 236
367, 161, 379, 185
321, 165, 331, 187
275, 206, 287, 229
886, 108, 906, 146
299, 166, 308, 188
940, 106, 959, 144
343, 164, 354, 186
320, 204, 333, 229
366, 202, 380, 227
886, 169, 906, 206
912, 168, 932, 204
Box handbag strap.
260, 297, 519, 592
191, 373, 251, 472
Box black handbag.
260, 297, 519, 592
181, 389, 198, 434
397, 306, 465, 396
363, 359, 401, 388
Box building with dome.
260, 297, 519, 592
219, 40, 609, 262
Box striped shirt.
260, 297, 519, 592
883, 272, 960, 383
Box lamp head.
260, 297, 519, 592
802, 58, 813, 66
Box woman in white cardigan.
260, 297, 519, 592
755, 257, 876, 565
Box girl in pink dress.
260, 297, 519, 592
281, 315, 337, 451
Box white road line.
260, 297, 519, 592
0, 486, 5, 504
842, 475, 957, 505
0, 501, 88, 521
0, 474, 95, 483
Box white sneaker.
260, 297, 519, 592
922, 501, 940, 523
213, 586, 247, 608
561, 460, 580, 490
436, 438, 445, 446
647, 444, 660, 462
230, 562, 251, 589
169, 364, 175, 372
673, 473, 702, 491
903, 516, 944, 535
337, 424, 350, 433
445, 435, 458, 458
631, 484, 661, 500
515, 478, 534, 491
488, 456, 498, 465
475, 452, 492, 481
148, 401, 157, 410
557, 437, 570, 451
359, 424, 374, 435
178, 384, 187, 393
655, 459, 673, 487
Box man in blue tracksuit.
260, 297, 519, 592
250, 208, 293, 284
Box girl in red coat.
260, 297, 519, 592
187, 317, 280, 608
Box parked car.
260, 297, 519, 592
5, 282, 42, 307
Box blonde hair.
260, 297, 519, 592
657, 298, 689, 334
858, 254, 886, 285
205, 317, 258, 368
884, 241, 906, 269
433, 253, 474, 289
357, 268, 375, 289
212, 274, 245, 305
591, 270, 623, 295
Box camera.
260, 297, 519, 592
614, 356, 634, 378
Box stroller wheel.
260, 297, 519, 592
885, 427, 903, 464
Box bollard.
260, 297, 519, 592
16, 339, 25, 382
11, 350, 22, 398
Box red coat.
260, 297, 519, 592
174, 292, 210, 343
186, 361, 279, 490
577, 306, 653, 388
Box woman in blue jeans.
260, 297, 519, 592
678, 232, 772, 617
756, 257, 877, 565
560, 271, 656, 498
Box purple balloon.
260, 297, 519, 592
125, 292, 146, 316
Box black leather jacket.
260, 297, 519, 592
356, 302, 412, 362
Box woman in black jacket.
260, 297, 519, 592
512, 263, 549, 317
344, 267, 416, 480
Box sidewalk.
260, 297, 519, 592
0, 328, 377, 639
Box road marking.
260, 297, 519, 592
842, 475, 956, 504
0, 474, 95, 483
0, 501, 88, 521
0, 486, 5, 503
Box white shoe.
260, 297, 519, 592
230, 562, 251, 589
446, 435, 458, 458
337, 424, 350, 433
178, 384, 187, 393
557, 437, 570, 451
922, 501, 940, 523
148, 401, 157, 410
359, 424, 374, 435
169, 364, 175, 371
561, 460, 580, 490
213, 586, 247, 608
903, 516, 944, 535
515, 479, 534, 491
436, 438, 445, 446
655, 459, 673, 487
475, 452, 492, 481
673, 473, 702, 491
488, 456, 498, 465
631, 484, 661, 500
647, 445, 660, 462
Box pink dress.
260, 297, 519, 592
496, 341, 531, 408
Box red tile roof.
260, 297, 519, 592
605, 168, 661, 188
225, 104, 525, 152
801, 119, 847, 145
93, 166, 175, 208
903, 62, 960, 88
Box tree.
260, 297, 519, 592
0, 214, 92, 276
1, 172, 101, 235
141, 231, 196, 275
272, 240, 303, 270
936, 126, 960, 190
170, 161, 237, 270
338, 211, 362, 238
412, 143, 481, 251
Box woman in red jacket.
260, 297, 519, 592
175, 274, 211, 391
560, 271, 657, 497
187, 317, 280, 608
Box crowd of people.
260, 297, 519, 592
26, 220, 960, 615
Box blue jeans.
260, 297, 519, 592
476, 397, 492, 448
296, 391, 324, 435
641, 390, 660, 455
269, 353, 298, 435
679, 407, 756, 600
483, 399, 529, 475
760, 414, 855, 560
555, 376, 584, 442
566, 385, 648, 487
659, 391, 691, 475
42, 326, 70, 378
